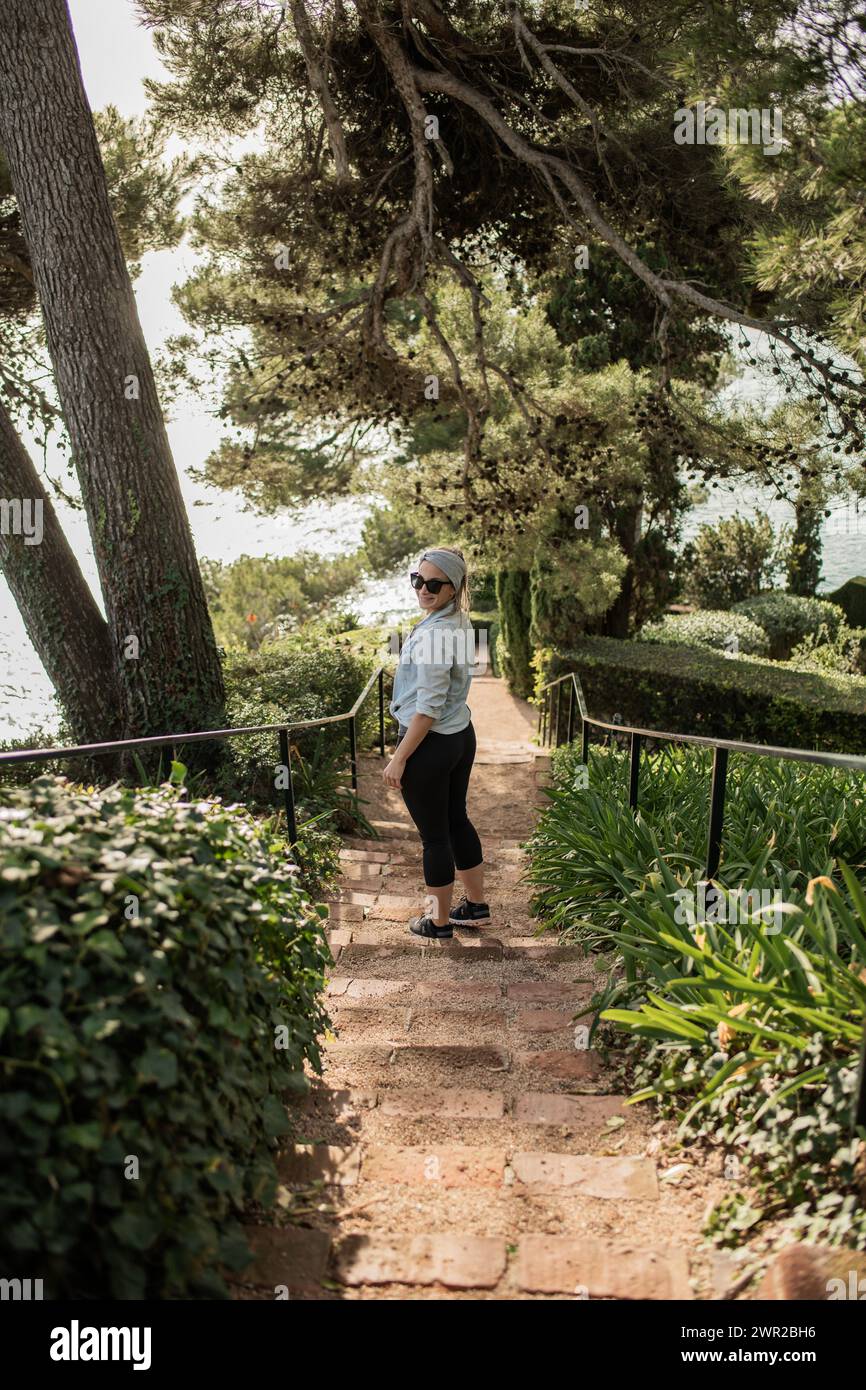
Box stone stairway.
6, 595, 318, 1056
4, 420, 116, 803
237, 677, 728, 1300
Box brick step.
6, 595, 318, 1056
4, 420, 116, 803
325, 976, 595, 1006
475, 756, 536, 767
367, 820, 420, 838
339, 848, 399, 863
339, 837, 414, 855
298, 1084, 631, 1129
334, 859, 520, 886
325, 1002, 591, 1045
276, 1141, 657, 1198
352, 824, 528, 851
326, 1002, 513, 1043
329, 932, 589, 964
240, 1228, 691, 1298
323, 952, 603, 991
336, 862, 394, 881
315, 1042, 603, 1089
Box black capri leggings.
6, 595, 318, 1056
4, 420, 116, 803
396, 721, 483, 888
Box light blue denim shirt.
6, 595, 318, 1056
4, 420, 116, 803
390, 599, 474, 735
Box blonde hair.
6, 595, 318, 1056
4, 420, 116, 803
432, 545, 471, 612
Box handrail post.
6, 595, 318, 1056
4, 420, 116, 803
349, 714, 358, 793
854, 1031, 866, 1132
378, 668, 385, 756
554, 681, 563, 748
705, 747, 728, 881
581, 717, 589, 768
628, 732, 642, 811
566, 680, 575, 744
279, 728, 297, 849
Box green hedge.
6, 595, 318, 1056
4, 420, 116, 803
826, 576, 866, 629
732, 591, 845, 659
495, 569, 533, 698
550, 636, 866, 753
637, 609, 770, 656
0, 776, 332, 1299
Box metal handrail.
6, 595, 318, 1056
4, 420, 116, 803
536, 667, 866, 1132
0, 663, 393, 849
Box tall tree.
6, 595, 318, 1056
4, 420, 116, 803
0, 0, 225, 741
142, 0, 865, 626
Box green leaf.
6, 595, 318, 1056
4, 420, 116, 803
262, 1093, 292, 1137
137, 1047, 178, 1089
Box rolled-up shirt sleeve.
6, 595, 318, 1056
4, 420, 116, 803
414, 626, 454, 719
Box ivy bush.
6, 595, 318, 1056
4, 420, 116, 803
0, 776, 333, 1299
637, 609, 770, 656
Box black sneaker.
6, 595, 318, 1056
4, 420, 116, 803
449, 895, 491, 927
408, 915, 453, 940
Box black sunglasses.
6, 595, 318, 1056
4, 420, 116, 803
410, 572, 454, 594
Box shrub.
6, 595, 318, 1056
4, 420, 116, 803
0, 776, 333, 1299
526, 742, 866, 947
681, 511, 783, 608
526, 744, 866, 1249
732, 591, 845, 658
632, 1036, 866, 1250
637, 609, 770, 656
200, 552, 361, 652
221, 628, 381, 833
789, 622, 866, 678
546, 635, 866, 754
826, 576, 866, 629
604, 875, 866, 1249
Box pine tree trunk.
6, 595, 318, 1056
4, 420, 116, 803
0, 397, 122, 743
0, 0, 225, 741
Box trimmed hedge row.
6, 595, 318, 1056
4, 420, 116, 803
549, 636, 866, 753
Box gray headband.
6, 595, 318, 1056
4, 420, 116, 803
419, 548, 466, 592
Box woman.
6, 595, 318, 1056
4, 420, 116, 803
382, 546, 489, 939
